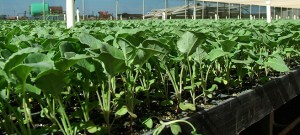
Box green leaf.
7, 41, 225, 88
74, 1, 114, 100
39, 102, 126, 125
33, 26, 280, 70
207, 48, 228, 61
142, 39, 169, 54
179, 102, 196, 111
25, 84, 41, 95
117, 38, 136, 65
59, 41, 76, 57
10, 64, 32, 83
177, 31, 205, 56
142, 118, 153, 128
115, 106, 128, 116
192, 47, 208, 64
96, 43, 127, 76
4, 47, 39, 73
55, 54, 90, 71
35, 69, 68, 96
161, 100, 174, 106
79, 33, 103, 49
15, 84, 41, 95
221, 40, 237, 52
265, 55, 289, 72
170, 123, 182, 135
25, 53, 54, 74
153, 124, 166, 135
87, 125, 101, 133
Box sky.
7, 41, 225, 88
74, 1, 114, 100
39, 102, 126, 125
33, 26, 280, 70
0, 0, 184, 16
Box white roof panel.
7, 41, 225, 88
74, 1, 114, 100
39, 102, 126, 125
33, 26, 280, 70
199, 0, 300, 8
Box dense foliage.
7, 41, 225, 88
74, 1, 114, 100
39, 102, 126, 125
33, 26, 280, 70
0, 20, 300, 135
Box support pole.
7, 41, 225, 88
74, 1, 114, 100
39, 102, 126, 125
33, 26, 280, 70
229, 3, 231, 19
202, 0, 204, 19
266, 0, 271, 23
239, 4, 242, 19
259, 5, 261, 19
76, 8, 80, 22
193, 0, 196, 20
250, 4, 252, 20
165, 0, 168, 20
66, 0, 75, 28
143, 0, 145, 20
216, 2, 219, 18
115, 0, 118, 20
215, 14, 218, 21
162, 11, 166, 20
82, 0, 85, 20
185, 0, 187, 19
43, 0, 45, 21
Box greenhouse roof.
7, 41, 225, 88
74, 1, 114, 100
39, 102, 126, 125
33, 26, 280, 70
200, 0, 300, 8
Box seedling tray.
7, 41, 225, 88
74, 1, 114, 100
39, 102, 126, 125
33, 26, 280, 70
145, 68, 300, 135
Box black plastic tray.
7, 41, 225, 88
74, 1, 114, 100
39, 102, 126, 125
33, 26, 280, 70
144, 68, 300, 135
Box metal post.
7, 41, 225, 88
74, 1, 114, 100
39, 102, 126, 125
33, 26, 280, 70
266, 0, 271, 23
202, 0, 204, 19
193, 0, 196, 20
250, 4, 252, 17
43, 0, 45, 21
281, 7, 283, 19
216, 2, 219, 17
143, 0, 145, 20
115, 0, 118, 20
76, 8, 80, 22
274, 6, 276, 19
82, 0, 85, 20
259, 5, 261, 19
165, 0, 168, 19
185, 0, 187, 19
297, 9, 299, 19
66, 0, 75, 28
240, 4, 242, 19
229, 3, 231, 19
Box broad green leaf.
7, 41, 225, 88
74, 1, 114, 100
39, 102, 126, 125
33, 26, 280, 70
117, 38, 136, 65
4, 47, 39, 73
170, 123, 182, 135
35, 69, 68, 96
142, 39, 169, 54
79, 33, 103, 49
177, 31, 205, 56
55, 54, 90, 71
132, 49, 153, 67
0, 61, 4, 69
15, 84, 41, 95
76, 59, 95, 72
179, 102, 196, 111
207, 48, 228, 61
192, 47, 208, 64
142, 118, 153, 128
25, 53, 54, 74
221, 40, 237, 52
10, 64, 32, 83
132, 39, 169, 67
265, 55, 289, 72
59, 41, 76, 57
96, 43, 126, 76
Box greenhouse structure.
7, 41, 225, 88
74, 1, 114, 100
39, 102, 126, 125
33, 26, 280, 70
146, 0, 300, 19
0, 0, 300, 135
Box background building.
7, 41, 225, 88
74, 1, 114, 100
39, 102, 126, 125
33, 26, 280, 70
146, 0, 300, 19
